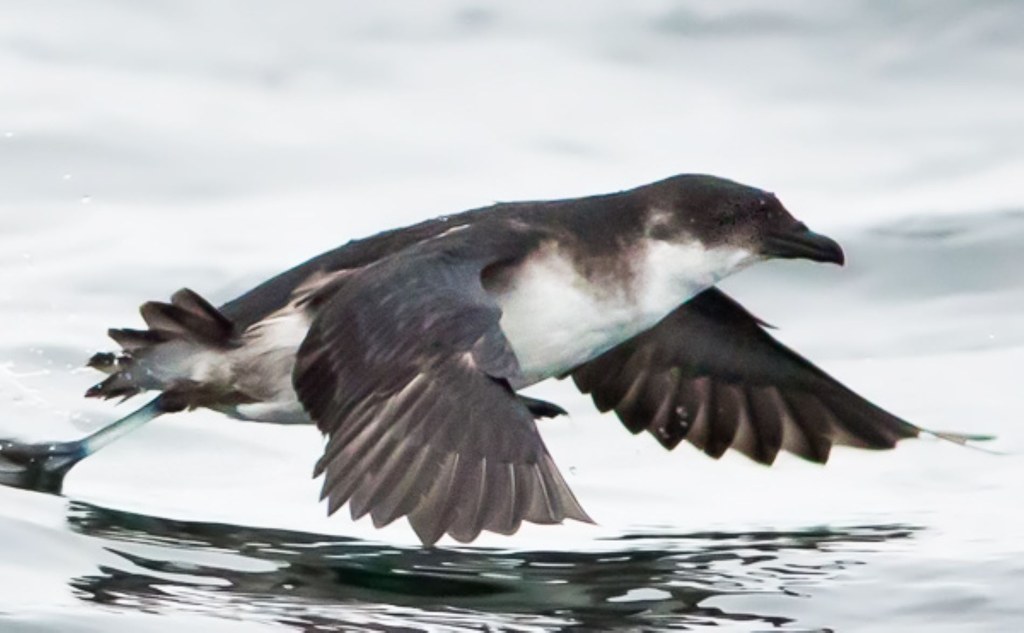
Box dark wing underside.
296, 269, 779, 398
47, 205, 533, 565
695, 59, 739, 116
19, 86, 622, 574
571, 287, 924, 465
294, 235, 590, 545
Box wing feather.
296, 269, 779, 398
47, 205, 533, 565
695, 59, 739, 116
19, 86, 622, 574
570, 288, 923, 465
293, 236, 591, 545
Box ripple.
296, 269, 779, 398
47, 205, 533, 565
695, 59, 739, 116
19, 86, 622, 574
60, 501, 920, 631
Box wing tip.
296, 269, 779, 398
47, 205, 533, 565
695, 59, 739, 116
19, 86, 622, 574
927, 430, 996, 445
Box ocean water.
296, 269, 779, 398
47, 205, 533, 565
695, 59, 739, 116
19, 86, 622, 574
1, 1, 1022, 630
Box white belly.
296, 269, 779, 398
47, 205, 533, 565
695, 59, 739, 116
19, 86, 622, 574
226, 306, 313, 422
495, 241, 754, 386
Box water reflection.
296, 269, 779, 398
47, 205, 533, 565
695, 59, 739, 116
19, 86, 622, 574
66, 501, 916, 631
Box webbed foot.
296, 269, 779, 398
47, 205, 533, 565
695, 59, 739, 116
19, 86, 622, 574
519, 396, 569, 419
0, 438, 87, 494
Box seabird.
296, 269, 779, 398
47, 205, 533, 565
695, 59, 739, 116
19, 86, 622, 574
0, 174, 983, 545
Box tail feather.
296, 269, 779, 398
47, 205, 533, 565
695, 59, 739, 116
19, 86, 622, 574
86, 352, 118, 374
140, 303, 229, 347
171, 288, 233, 336
85, 374, 141, 400
86, 288, 234, 401
108, 328, 168, 352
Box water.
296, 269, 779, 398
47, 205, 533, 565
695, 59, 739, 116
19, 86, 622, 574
1, 1, 1022, 630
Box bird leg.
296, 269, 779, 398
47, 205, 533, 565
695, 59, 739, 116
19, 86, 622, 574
0, 395, 172, 494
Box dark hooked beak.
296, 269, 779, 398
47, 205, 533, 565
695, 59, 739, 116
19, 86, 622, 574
762, 224, 845, 265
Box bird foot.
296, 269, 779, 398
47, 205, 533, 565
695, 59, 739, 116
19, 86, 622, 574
0, 438, 86, 494
519, 396, 569, 419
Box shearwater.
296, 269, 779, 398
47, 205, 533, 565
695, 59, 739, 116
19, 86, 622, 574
0, 174, 985, 545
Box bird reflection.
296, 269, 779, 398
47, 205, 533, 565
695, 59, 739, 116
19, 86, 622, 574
65, 501, 916, 631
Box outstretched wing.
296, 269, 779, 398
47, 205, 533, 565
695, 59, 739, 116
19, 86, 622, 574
294, 238, 590, 545
571, 287, 923, 465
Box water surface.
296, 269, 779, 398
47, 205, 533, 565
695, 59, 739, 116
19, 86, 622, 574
1, 1, 1022, 630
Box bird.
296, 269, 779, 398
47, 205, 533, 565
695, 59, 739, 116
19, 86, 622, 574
0, 174, 983, 545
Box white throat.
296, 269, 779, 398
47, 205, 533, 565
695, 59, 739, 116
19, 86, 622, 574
494, 239, 755, 386
637, 239, 754, 312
